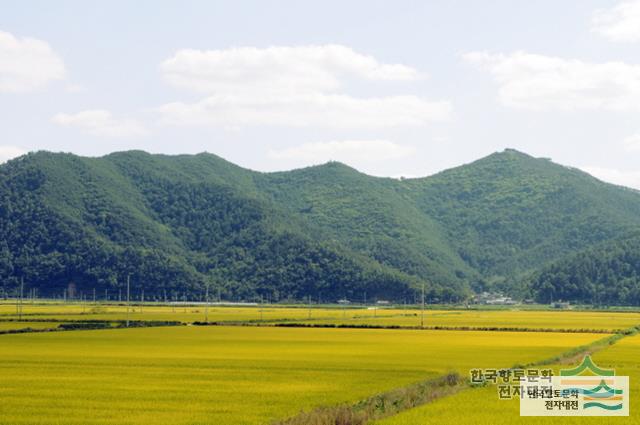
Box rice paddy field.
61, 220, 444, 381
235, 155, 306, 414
0, 325, 603, 425
1, 301, 639, 424
0, 321, 61, 331
293, 309, 640, 332
375, 333, 640, 425
2, 302, 639, 331
0, 302, 395, 323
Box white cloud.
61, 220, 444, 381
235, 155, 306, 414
161, 44, 421, 95
592, 1, 640, 42
52, 110, 147, 138
158, 44, 448, 129
0, 30, 65, 92
0, 145, 26, 163
463, 51, 640, 111
623, 133, 640, 151
268, 140, 414, 166
158, 94, 451, 129
581, 166, 640, 190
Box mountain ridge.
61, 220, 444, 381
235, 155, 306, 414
2, 148, 639, 304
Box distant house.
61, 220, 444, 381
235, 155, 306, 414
337, 299, 350, 305
485, 296, 517, 306
473, 291, 518, 305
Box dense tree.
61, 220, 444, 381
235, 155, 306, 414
401, 149, 640, 291
3, 148, 640, 304
0, 152, 422, 301
530, 233, 640, 306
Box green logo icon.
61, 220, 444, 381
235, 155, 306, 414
560, 355, 615, 376
560, 356, 623, 412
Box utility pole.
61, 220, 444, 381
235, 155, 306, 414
260, 295, 264, 321
204, 284, 209, 323
93, 288, 96, 305
421, 283, 425, 329
308, 295, 312, 320
18, 276, 24, 320
20, 278, 24, 319
126, 274, 130, 327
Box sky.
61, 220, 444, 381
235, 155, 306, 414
1, 0, 640, 188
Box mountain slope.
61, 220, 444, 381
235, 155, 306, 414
255, 162, 475, 290
401, 149, 640, 292
2, 148, 640, 303
0, 151, 423, 302
529, 232, 640, 305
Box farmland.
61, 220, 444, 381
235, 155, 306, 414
291, 309, 640, 332
0, 321, 60, 332
375, 333, 640, 425
0, 302, 390, 323
1, 301, 638, 424
0, 325, 603, 425
2, 302, 639, 332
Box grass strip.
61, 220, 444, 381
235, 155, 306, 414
272, 373, 463, 425
193, 321, 619, 334
0, 320, 184, 335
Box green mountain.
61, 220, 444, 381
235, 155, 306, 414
529, 232, 640, 305
401, 149, 640, 293
0, 151, 424, 302
2, 148, 640, 303
255, 162, 474, 293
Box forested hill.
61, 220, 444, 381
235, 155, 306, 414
2, 148, 640, 304
0, 151, 424, 302
529, 233, 640, 306
401, 150, 640, 293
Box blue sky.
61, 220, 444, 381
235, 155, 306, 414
2, 0, 640, 187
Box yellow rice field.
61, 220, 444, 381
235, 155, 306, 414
0, 326, 602, 425
1, 302, 638, 331
295, 309, 640, 331
0, 321, 61, 331
375, 333, 640, 425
